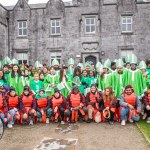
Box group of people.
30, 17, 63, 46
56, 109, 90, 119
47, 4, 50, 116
0, 54, 150, 128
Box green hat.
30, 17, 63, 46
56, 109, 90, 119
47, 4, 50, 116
68, 66, 74, 75
124, 55, 131, 63
52, 59, 59, 66
35, 61, 41, 68
77, 63, 84, 70
97, 64, 103, 72
116, 59, 124, 68
130, 54, 138, 64
2, 56, 11, 66
68, 58, 74, 65
84, 63, 92, 70
11, 58, 18, 65
96, 62, 102, 69
103, 59, 111, 69
139, 61, 146, 69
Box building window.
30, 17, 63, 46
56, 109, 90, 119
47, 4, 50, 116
121, 49, 133, 58
16, 53, 28, 64
50, 52, 61, 65
51, 19, 61, 35
121, 16, 132, 33
18, 21, 27, 36
85, 17, 96, 34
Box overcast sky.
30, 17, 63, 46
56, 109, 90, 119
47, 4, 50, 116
0, 0, 71, 6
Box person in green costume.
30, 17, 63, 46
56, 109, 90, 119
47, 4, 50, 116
146, 59, 150, 77
57, 69, 72, 98
124, 55, 147, 97
44, 66, 59, 96
66, 66, 74, 80
80, 70, 90, 94
89, 70, 97, 87
52, 59, 60, 76
39, 72, 45, 83
3, 64, 10, 83
98, 59, 112, 91
0, 70, 8, 86
110, 59, 127, 98
8, 64, 23, 96
30, 73, 44, 95
109, 61, 117, 74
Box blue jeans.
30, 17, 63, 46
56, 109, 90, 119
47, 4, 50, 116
121, 107, 140, 122
8, 109, 16, 125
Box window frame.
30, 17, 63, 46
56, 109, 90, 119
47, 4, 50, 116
50, 19, 61, 35
16, 52, 28, 65
121, 16, 133, 33
50, 52, 62, 65
85, 16, 96, 34
18, 20, 28, 37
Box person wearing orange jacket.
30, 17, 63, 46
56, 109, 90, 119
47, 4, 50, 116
36, 89, 52, 124
49, 88, 66, 124
66, 85, 88, 123
5, 87, 20, 128
20, 86, 36, 125
86, 84, 103, 123
102, 87, 117, 125
120, 85, 141, 126
0, 85, 9, 126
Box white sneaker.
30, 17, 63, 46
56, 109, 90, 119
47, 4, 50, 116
46, 118, 50, 124
147, 117, 150, 123
39, 118, 42, 122
128, 119, 134, 123
121, 120, 126, 126
7, 124, 13, 128
29, 120, 33, 125
61, 121, 65, 125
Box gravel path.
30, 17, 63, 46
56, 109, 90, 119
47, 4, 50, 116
0, 122, 149, 150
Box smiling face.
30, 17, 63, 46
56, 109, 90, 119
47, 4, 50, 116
24, 90, 29, 96
13, 65, 18, 72
117, 67, 123, 73
10, 91, 16, 97
91, 86, 96, 93
105, 88, 110, 96
125, 88, 133, 95
50, 67, 55, 75
54, 92, 60, 98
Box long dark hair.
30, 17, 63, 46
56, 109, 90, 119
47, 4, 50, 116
0, 70, 6, 82
73, 66, 82, 79
103, 87, 115, 104
11, 64, 21, 78
59, 69, 68, 82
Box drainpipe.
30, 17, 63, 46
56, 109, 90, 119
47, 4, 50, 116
6, 16, 10, 58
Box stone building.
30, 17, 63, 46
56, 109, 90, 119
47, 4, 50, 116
0, 0, 150, 65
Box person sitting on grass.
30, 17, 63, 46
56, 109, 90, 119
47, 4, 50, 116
120, 85, 141, 126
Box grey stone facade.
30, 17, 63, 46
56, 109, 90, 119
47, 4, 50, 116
1, 0, 150, 65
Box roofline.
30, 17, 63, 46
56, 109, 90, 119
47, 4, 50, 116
0, 3, 8, 11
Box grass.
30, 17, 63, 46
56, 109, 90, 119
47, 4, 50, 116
137, 120, 150, 143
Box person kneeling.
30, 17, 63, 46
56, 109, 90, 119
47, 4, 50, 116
120, 85, 141, 126
86, 84, 103, 123
20, 86, 36, 125
66, 85, 87, 123
36, 89, 52, 124
49, 88, 66, 124
102, 87, 117, 125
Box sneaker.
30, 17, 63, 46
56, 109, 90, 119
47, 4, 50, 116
39, 118, 42, 123
29, 120, 33, 125
109, 121, 114, 125
46, 118, 50, 124
61, 121, 65, 125
55, 119, 58, 123
121, 120, 126, 126
147, 117, 150, 123
7, 124, 13, 128
87, 119, 93, 123
128, 119, 134, 123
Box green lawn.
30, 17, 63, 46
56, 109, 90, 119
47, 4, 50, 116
137, 120, 150, 142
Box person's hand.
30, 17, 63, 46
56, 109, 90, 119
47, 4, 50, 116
128, 104, 134, 110
146, 105, 150, 110
106, 107, 109, 110
54, 106, 58, 113
14, 108, 17, 112
41, 110, 44, 115
3, 118, 7, 123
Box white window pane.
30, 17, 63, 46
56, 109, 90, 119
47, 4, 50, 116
122, 18, 126, 23
19, 29, 22, 35
56, 27, 60, 34
122, 24, 126, 31
86, 26, 90, 32
52, 27, 55, 34
23, 29, 27, 35
91, 26, 95, 32
127, 24, 132, 31
56, 21, 60, 26
52, 21, 55, 26
127, 17, 131, 23
86, 18, 90, 25
19, 22, 22, 28
23, 22, 27, 28
91, 18, 95, 25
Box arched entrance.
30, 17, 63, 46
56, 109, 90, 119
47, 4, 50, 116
85, 55, 97, 66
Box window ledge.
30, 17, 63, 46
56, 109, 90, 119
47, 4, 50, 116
17, 36, 28, 39
121, 32, 133, 35
49, 34, 62, 37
